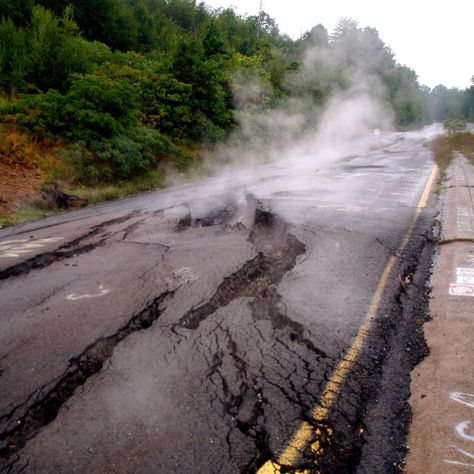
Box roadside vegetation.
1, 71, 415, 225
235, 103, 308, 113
429, 129, 474, 173
0, 0, 473, 225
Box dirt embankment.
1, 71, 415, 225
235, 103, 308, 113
0, 126, 88, 223
0, 161, 44, 216
0, 126, 60, 218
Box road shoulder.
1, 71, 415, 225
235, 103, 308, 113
406, 155, 474, 473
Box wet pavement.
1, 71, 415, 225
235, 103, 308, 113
0, 126, 441, 473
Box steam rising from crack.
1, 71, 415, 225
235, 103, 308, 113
209, 89, 392, 174
167, 25, 397, 189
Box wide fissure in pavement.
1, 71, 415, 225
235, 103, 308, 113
175, 207, 336, 471
0, 290, 175, 460
265, 213, 436, 474
353, 218, 436, 474
0, 205, 314, 469
0, 213, 137, 281
0, 202, 437, 474
177, 209, 307, 331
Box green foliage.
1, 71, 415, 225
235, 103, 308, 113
461, 79, 474, 121
217, 8, 259, 56
0, 18, 27, 92
0, 0, 34, 26
427, 85, 463, 121
63, 125, 178, 182
5, 73, 136, 139
429, 131, 474, 172
172, 35, 234, 140
35, 0, 139, 50
27, 6, 110, 91
443, 118, 467, 132
2, 0, 471, 197
387, 66, 425, 125
425, 78, 473, 123
0, 6, 112, 93
229, 53, 273, 111
2, 69, 181, 181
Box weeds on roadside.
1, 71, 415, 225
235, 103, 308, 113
0, 120, 204, 227
428, 131, 474, 172
0, 206, 57, 228
63, 170, 165, 204
0, 125, 60, 169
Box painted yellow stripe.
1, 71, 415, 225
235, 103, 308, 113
418, 164, 438, 209
257, 164, 438, 473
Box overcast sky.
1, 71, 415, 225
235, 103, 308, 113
204, 0, 473, 90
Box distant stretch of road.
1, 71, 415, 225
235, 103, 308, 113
0, 126, 439, 473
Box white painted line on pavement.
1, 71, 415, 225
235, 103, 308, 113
67, 285, 111, 301
449, 283, 474, 297
0, 237, 64, 258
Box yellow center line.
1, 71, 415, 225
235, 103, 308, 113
257, 164, 439, 474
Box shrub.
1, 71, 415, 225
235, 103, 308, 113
443, 118, 467, 132
428, 131, 474, 171
1, 69, 182, 182
0, 6, 112, 93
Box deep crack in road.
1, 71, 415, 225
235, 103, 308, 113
0, 126, 439, 473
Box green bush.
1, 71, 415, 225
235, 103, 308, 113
443, 118, 467, 132
92, 57, 195, 141
0, 18, 28, 92
3, 72, 136, 140
63, 126, 179, 182
1, 69, 181, 182
0, 6, 112, 93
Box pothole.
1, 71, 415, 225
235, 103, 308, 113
176, 206, 237, 231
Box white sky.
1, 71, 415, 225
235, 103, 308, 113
204, 0, 473, 89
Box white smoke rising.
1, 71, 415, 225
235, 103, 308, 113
220, 39, 393, 172
207, 88, 393, 176
165, 22, 397, 196
297, 90, 393, 164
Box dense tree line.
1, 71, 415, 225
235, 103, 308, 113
0, 0, 472, 183
424, 80, 474, 123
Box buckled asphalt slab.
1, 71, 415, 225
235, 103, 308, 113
406, 155, 474, 473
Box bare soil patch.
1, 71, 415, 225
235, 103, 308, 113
0, 162, 44, 215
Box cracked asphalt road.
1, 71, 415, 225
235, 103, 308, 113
0, 126, 440, 473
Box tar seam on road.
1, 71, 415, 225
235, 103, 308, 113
257, 164, 439, 474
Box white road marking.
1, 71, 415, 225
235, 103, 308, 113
173, 267, 199, 283
455, 421, 474, 442
0, 237, 64, 258
451, 392, 474, 409
457, 268, 474, 277
451, 447, 474, 461
457, 276, 474, 285
67, 285, 111, 301
449, 284, 474, 297
444, 459, 474, 468
444, 393, 474, 468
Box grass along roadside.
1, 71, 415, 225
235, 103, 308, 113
427, 131, 474, 193
428, 131, 474, 172
63, 170, 165, 204
0, 170, 166, 228
0, 207, 55, 228
0, 124, 205, 228
0, 172, 165, 228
